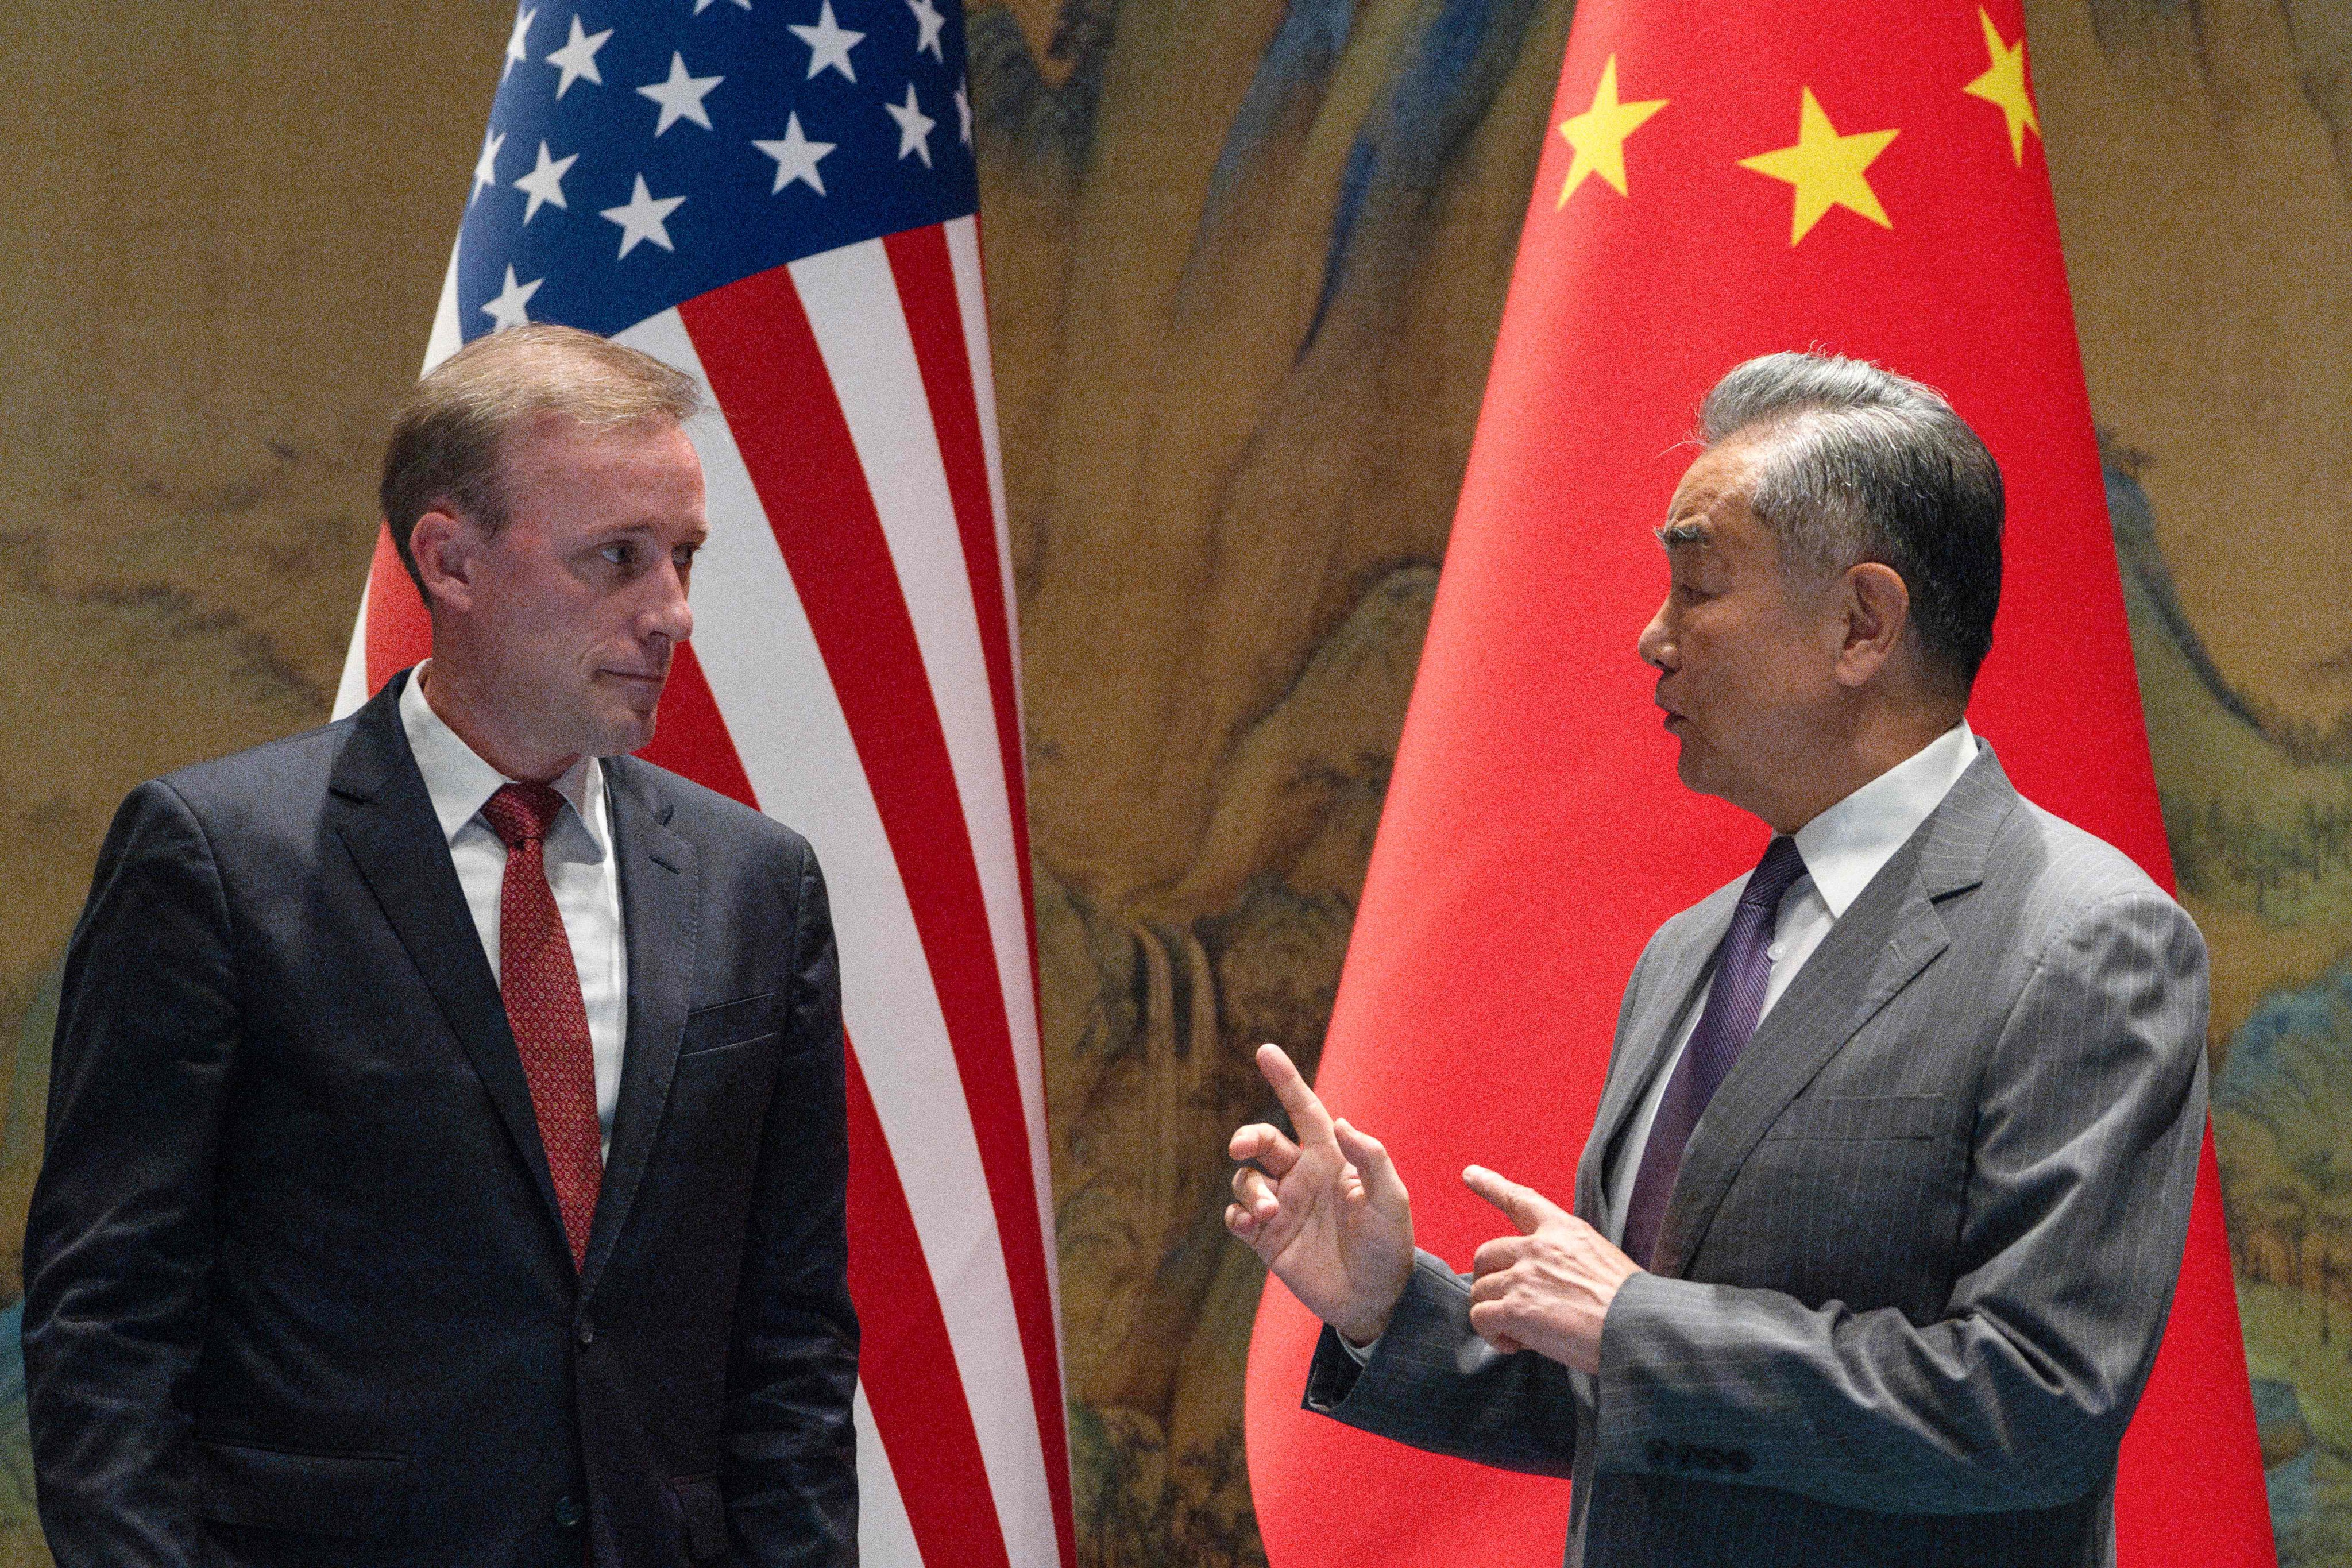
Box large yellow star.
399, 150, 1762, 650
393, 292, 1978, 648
1737, 87, 1899, 245
1963, 9, 2040, 164
1557, 55, 1668, 207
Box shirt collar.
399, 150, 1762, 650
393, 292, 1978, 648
397, 662, 608, 858
1790, 720, 1978, 919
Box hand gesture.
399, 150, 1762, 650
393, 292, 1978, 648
1225, 1044, 1415, 1346
1463, 1165, 1640, 1373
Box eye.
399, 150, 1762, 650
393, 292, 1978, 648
673, 544, 699, 570
600, 541, 638, 569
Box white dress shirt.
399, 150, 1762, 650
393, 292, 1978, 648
1599, 720, 1980, 1241
400, 665, 629, 1157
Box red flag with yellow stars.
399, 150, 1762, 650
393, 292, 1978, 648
1242, 1, 2277, 1564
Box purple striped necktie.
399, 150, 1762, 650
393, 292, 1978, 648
1619, 835, 1810, 1271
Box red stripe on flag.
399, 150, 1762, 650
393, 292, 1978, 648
880, 226, 1041, 952
362, 524, 434, 695
634, 641, 759, 808
879, 225, 1072, 1564
631, 647, 1014, 1568
679, 265, 1069, 1531
846, 1039, 1017, 1568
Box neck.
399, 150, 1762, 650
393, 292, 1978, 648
1753, 698, 1963, 835
417, 660, 580, 785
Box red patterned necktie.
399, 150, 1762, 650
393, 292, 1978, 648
480, 782, 603, 1271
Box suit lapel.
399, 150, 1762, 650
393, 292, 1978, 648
1647, 748, 2019, 1277
1575, 890, 1737, 1221
327, 672, 570, 1255
580, 756, 698, 1297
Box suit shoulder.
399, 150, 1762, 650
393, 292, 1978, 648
132, 713, 357, 833
1989, 797, 2196, 955
609, 757, 812, 864
1649, 879, 1744, 954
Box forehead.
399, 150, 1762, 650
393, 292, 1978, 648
1659, 442, 1767, 549
503, 416, 704, 493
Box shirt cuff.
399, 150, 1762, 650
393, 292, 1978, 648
1338, 1329, 1380, 1365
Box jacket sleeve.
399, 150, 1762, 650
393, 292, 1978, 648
1592, 890, 2210, 1513
724, 835, 860, 1566
22, 781, 240, 1567
1302, 1249, 1584, 1477
1293, 925, 1688, 1476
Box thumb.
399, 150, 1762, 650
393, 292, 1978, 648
1463, 1164, 1567, 1235
1334, 1119, 1405, 1202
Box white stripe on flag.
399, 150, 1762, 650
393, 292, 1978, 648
786, 245, 1037, 1199
423, 234, 465, 376
333, 578, 373, 720
941, 213, 1059, 1341
786, 248, 1053, 1427
943, 217, 1024, 737
854, 1385, 922, 1565
334, 233, 466, 726
617, 306, 1053, 1568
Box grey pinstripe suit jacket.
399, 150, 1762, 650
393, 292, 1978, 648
1304, 747, 2210, 1567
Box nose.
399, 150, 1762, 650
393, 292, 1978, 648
639, 559, 694, 647
1638, 598, 1674, 671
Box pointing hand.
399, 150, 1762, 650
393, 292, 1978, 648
1463, 1164, 1639, 1373
1225, 1044, 1415, 1347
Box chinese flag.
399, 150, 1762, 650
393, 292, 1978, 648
1242, 2, 2276, 1564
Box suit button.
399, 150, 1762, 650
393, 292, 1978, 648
555, 1494, 583, 1528
576, 1319, 596, 1347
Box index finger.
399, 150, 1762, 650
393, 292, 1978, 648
1463, 1164, 1569, 1235
1256, 1043, 1335, 1145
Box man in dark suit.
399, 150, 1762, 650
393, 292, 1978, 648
1226, 352, 2207, 1566
24, 324, 858, 1567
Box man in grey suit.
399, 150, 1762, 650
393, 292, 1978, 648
1226, 352, 2208, 1567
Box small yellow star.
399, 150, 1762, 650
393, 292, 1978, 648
1963, 9, 2040, 164
1557, 55, 1669, 207
1737, 87, 1899, 245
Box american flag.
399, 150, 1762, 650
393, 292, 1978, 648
330, 4, 1072, 1564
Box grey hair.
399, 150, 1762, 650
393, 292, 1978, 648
1698, 351, 2004, 687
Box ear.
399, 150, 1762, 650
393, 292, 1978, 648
407, 508, 480, 616
1832, 562, 1910, 689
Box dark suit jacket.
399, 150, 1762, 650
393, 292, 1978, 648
1305, 748, 2209, 1568
23, 671, 858, 1568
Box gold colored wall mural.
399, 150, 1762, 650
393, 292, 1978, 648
0, 0, 2345, 1563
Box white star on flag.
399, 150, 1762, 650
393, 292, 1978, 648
545, 14, 612, 98
503, 6, 538, 78
955, 80, 972, 144
789, 1, 864, 83
600, 172, 685, 256
480, 264, 543, 330
637, 51, 724, 134
754, 113, 835, 195
693, 0, 754, 9
907, 0, 947, 61
472, 128, 507, 202
886, 82, 936, 168
513, 140, 578, 222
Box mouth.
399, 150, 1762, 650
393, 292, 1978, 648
600, 669, 669, 689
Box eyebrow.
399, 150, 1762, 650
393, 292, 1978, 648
1654, 521, 1712, 549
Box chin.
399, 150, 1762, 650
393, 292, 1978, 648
603, 715, 659, 756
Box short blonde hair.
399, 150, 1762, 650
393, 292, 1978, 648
379, 324, 705, 591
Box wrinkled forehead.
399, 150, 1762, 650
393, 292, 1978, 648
1658, 441, 1770, 547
